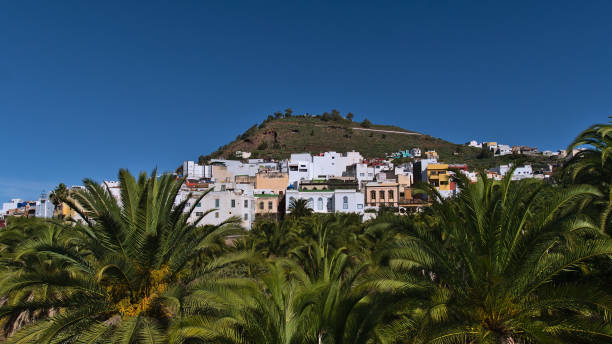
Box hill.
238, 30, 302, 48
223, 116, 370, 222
199, 112, 556, 170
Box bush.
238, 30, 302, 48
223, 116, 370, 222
257, 142, 268, 150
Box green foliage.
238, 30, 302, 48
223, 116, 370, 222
560, 117, 612, 234
257, 141, 268, 150
361, 118, 372, 128
2, 120, 612, 343
49, 183, 67, 207
477, 146, 494, 159
240, 124, 258, 140
0, 169, 248, 342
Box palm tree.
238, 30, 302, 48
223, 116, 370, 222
48, 183, 68, 207
561, 117, 612, 234
0, 218, 74, 339
169, 260, 306, 344
288, 198, 313, 218
0, 169, 248, 343
250, 219, 301, 258
378, 171, 612, 343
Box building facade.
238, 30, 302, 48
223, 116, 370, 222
364, 182, 400, 208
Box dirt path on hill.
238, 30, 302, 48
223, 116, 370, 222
313, 124, 422, 135
349, 127, 422, 135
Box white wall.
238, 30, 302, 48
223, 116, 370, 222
333, 189, 365, 214
35, 198, 54, 218
183, 161, 209, 179
286, 190, 334, 213
348, 163, 375, 186
288, 160, 314, 187
1, 199, 23, 215
178, 187, 255, 230
285, 189, 364, 215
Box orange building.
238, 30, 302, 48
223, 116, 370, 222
364, 182, 400, 207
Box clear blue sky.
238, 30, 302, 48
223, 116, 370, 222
1, 1, 611, 201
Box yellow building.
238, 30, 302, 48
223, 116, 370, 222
53, 202, 85, 221
426, 163, 451, 191
254, 194, 280, 215
255, 171, 289, 193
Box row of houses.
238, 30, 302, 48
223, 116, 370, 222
466, 140, 581, 159
1, 194, 54, 219
1, 149, 552, 229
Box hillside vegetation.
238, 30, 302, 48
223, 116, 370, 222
200, 110, 555, 169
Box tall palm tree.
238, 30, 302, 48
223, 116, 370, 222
0, 169, 247, 343
378, 171, 612, 343
48, 183, 68, 208
561, 117, 612, 234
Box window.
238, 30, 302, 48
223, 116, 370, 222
215, 212, 219, 218
214, 199, 219, 208
370, 191, 376, 200
290, 166, 298, 171
359, 173, 365, 177
221, 185, 226, 191
244, 200, 248, 208
196, 212, 203, 216
244, 213, 248, 220
259, 201, 264, 210
308, 198, 314, 209
317, 197, 323, 210
268, 201, 273, 210
379, 190, 385, 199
196, 202, 201, 207
231, 199, 236, 208
343, 196, 348, 209
388, 190, 394, 200
357, 204, 363, 209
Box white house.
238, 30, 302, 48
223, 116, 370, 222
287, 154, 314, 187
410, 148, 421, 157
183, 161, 212, 179
104, 181, 122, 203
312, 151, 363, 179
285, 189, 365, 215
496, 144, 512, 156
467, 140, 482, 148
490, 164, 533, 180
35, 193, 54, 218
1, 199, 23, 216
345, 163, 375, 187
176, 184, 256, 230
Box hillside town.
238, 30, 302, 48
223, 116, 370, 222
0, 142, 580, 228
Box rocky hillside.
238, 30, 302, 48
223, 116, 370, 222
199, 111, 555, 170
